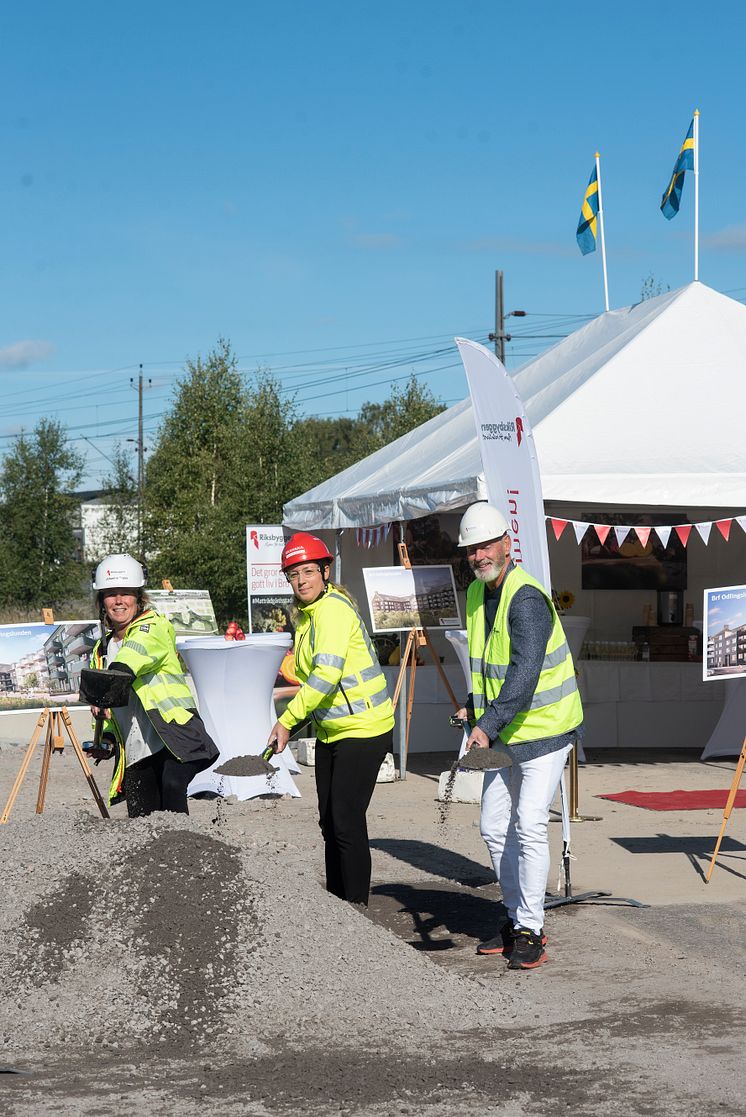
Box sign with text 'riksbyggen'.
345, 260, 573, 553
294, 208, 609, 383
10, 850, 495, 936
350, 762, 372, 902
246, 525, 294, 634
455, 337, 550, 592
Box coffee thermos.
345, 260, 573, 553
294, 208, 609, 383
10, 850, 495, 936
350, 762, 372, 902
657, 590, 683, 626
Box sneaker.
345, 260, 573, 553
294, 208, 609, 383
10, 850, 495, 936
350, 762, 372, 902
476, 919, 515, 956
507, 927, 548, 970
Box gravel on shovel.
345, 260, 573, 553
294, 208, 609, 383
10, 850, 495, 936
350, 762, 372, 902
214, 754, 278, 777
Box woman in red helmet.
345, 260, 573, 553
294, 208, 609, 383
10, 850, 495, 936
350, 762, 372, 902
268, 532, 395, 906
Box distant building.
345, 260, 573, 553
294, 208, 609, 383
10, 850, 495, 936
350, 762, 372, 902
0, 662, 14, 693
73, 490, 137, 563
43, 623, 98, 695
372, 580, 456, 615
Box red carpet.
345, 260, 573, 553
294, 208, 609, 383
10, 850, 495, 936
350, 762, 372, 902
597, 789, 746, 811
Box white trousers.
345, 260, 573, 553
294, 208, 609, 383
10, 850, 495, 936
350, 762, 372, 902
480, 744, 572, 934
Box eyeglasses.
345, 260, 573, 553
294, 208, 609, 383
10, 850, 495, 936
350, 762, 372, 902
285, 565, 322, 584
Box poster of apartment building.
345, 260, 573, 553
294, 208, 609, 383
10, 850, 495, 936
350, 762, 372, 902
0, 621, 98, 713
362, 565, 461, 633
703, 584, 746, 681
148, 590, 219, 636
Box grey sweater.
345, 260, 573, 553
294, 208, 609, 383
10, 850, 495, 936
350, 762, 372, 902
472, 564, 582, 762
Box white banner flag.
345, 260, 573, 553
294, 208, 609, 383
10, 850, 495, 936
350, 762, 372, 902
456, 338, 550, 590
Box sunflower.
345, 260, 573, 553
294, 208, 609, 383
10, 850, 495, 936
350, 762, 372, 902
554, 590, 575, 613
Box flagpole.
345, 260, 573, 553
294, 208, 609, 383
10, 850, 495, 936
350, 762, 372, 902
693, 109, 700, 282
595, 152, 610, 312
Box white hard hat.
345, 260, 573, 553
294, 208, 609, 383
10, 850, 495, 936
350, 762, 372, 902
92, 554, 146, 591
458, 502, 509, 548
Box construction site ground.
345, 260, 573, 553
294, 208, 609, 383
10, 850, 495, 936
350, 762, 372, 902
1, 730, 745, 1116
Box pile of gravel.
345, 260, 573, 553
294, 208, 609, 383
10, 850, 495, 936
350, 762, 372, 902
0, 809, 513, 1061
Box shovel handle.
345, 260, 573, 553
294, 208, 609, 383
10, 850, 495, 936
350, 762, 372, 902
261, 743, 277, 763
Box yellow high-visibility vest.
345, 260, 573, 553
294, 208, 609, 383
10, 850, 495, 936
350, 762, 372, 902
466, 567, 582, 744
279, 587, 394, 743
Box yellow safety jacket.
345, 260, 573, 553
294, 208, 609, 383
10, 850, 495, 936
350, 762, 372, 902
278, 587, 395, 743
466, 566, 582, 745
90, 608, 204, 803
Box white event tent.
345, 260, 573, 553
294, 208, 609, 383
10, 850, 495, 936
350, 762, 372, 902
284, 282, 746, 758
284, 282, 746, 527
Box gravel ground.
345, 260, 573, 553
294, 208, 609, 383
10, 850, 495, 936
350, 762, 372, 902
1, 740, 745, 1115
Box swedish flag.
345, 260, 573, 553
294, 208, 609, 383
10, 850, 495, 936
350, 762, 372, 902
576, 165, 599, 255
661, 120, 695, 219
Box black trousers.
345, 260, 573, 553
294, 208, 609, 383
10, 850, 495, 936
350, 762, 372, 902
314, 730, 392, 905
123, 749, 206, 818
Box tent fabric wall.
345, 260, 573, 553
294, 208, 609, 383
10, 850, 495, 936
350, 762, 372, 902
283, 282, 746, 531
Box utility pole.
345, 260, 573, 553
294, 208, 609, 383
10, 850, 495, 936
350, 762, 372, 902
488, 270, 526, 366
129, 365, 151, 560
493, 269, 505, 362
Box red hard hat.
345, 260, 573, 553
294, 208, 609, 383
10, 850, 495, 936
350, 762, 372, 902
281, 532, 333, 572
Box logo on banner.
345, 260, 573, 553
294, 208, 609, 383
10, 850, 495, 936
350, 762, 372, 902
480, 419, 516, 443
515, 416, 523, 446
250, 530, 259, 550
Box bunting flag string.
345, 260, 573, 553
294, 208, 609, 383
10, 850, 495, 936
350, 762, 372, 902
546, 516, 745, 548
355, 523, 392, 549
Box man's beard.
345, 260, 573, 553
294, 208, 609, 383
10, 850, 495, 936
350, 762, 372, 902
471, 558, 506, 583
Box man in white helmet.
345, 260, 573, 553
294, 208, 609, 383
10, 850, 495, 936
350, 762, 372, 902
456, 501, 583, 970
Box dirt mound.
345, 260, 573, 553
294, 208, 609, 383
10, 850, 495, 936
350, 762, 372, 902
0, 812, 512, 1060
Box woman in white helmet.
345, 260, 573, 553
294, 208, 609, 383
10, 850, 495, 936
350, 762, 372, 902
89, 554, 218, 816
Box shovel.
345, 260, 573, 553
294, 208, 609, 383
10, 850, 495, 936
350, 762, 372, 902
78, 668, 134, 761
450, 715, 513, 771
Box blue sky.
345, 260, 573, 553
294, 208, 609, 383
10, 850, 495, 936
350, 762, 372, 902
1, 1, 744, 487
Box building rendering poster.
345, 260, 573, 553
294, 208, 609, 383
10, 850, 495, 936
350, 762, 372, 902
703, 584, 746, 681
362, 565, 462, 633
0, 622, 98, 714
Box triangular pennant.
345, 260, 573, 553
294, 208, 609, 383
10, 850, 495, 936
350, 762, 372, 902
634, 526, 651, 548
695, 522, 712, 545
675, 524, 692, 547
737, 516, 746, 535
572, 521, 591, 544
615, 526, 632, 545
594, 524, 611, 545
655, 525, 672, 548
550, 518, 568, 541
715, 519, 732, 541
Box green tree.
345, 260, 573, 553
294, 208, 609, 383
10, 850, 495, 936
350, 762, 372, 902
293, 374, 445, 492
0, 419, 85, 606
357, 373, 445, 447
92, 444, 138, 560
144, 343, 301, 624
242, 370, 300, 523
640, 274, 670, 301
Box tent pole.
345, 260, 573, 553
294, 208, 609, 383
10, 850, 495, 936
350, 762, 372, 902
397, 521, 407, 779
334, 529, 343, 584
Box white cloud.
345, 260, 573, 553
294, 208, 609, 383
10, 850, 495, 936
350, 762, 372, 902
348, 232, 402, 250
702, 225, 746, 253
0, 340, 53, 370
460, 236, 574, 258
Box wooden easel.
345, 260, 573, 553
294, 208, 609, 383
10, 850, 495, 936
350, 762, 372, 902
705, 736, 746, 882
390, 543, 461, 774
0, 707, 110, 824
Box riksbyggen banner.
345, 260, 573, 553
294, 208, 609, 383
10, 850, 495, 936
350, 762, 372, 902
455, 338, 550, 591
245, 525, 294, 634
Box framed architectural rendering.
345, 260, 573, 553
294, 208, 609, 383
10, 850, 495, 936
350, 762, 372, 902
362, 565, 461, 633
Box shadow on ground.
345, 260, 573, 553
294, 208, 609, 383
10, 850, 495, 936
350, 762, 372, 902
369, 880, 504, 954
370, 838, 494, 886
